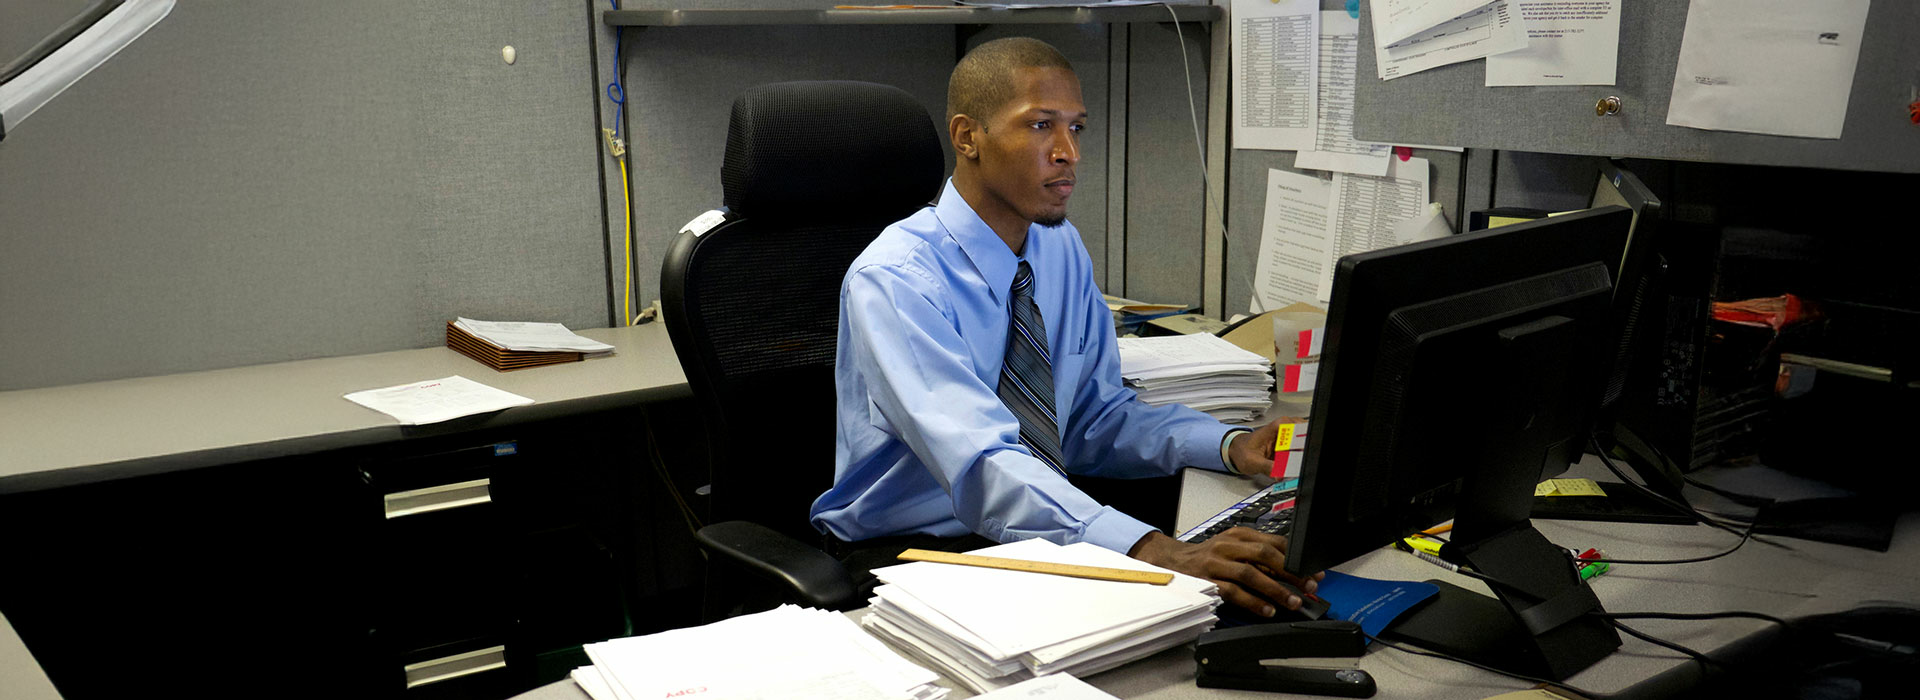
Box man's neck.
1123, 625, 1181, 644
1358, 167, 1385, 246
952, 171, 1029, 256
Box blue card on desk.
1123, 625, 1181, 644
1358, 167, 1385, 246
1314, 571, 1439, 639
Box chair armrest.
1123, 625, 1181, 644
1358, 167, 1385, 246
694, 520, 859, 610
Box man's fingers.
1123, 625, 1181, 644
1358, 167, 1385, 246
1216, 581, 1300, 617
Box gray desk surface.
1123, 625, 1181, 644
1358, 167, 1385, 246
516, 459, 1918, 700
0, 323, 687, 495
0, 323, 690, 700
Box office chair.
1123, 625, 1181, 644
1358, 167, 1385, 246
659, 80, 944, 615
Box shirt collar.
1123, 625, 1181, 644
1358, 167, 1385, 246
935, 178, 1031, 305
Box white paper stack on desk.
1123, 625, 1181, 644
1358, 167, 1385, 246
575, 605, 947, 700
861, 538, 1219, 694
1117, 333, 1274, 422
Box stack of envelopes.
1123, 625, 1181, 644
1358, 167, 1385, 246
574, 605, 947, 700
445, 317, 613, 371
1117, 333, 1274, 422
862, 539, 1219, 694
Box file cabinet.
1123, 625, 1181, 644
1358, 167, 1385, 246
0, 405, 695, 700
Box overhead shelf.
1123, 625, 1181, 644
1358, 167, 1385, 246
603, 5, 1222, 27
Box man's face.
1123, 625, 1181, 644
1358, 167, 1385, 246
972, 66, 1086, 229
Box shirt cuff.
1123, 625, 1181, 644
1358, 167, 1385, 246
1081, 506, 1158, 555
1220, 428, 1253, 474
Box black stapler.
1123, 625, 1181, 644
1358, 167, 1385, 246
1194, 620, 1377, 697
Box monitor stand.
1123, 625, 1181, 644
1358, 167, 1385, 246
1379, 525, 1620, 681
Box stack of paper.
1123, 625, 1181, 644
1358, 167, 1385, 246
445, 317, 613, 371
862, 539, 1219, 694
575, 605, 947, 700
1117, 333, 1274, 422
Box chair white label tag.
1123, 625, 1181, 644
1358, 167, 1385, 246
681, 209, 727, 237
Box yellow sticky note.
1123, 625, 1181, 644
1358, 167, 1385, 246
1401, 536, 1442, 556
1274, 423, 1296, 452
1536, 478, 1608, 497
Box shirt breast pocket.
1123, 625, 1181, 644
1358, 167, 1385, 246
1053, 350, 1089, 417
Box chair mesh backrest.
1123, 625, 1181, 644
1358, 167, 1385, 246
663, 81, 942, 538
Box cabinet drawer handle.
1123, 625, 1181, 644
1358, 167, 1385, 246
383, 478, 492, 519
404, 645, 507, 689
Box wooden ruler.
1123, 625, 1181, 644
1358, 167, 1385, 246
896, 549, 1174, 585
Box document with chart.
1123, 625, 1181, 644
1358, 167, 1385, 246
1373, 1, 1528, 80
1316, 157, 1431, 303
1295, 11, 1392, 176
1231, 0, 1319, 150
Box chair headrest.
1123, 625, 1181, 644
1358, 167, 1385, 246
721, 81, 944, 225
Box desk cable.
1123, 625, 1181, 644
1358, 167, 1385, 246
602, 0, 640, 326
640, 404, 705, 536
1356, 630, 1606, 699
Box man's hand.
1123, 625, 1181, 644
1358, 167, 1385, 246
1128, 529, 1325, 617
1227, 418, 1303, 477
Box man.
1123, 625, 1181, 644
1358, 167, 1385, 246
811, 37, 1319, 617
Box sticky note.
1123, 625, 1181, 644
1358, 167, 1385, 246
1274, 422, 1296, 451
1535, 478, 1609, 497
1401, 536, 1442, 556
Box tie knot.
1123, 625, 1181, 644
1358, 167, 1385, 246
1011, 261, 1034, 298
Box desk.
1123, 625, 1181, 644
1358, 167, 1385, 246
0, 324, 688, 496
0, 324, 697, 699
513, 458, 1916, 700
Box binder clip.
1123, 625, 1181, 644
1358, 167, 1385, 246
1194, 620, 1376, 698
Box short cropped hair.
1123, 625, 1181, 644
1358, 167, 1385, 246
946, 37, 1075, 125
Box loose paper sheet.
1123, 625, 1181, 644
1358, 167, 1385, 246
343, 375, 534, 425
1375, 1, 1528, 80
1232, 0, 1319, 150
1251, 169, 1334, 313
1665, 0, 1871, 139
1295, 12, 1392, 176
1316, 157, 1431, 303
1485, 0, 1621, 86
1375, 0, 1500, 46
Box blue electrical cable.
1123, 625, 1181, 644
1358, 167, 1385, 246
606, 0, 625, 138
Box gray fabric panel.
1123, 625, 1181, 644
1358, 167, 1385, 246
1122, 21, 1211, 307
1494, 151, 1608, 211
619, 25, 954, 310
1224, 149, 1462, 317
0, 1, 607, 391
1353, 1, 1920, 173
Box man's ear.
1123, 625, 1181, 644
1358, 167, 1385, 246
950, 113, 981, 161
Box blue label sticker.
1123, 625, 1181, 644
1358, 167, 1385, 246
494, 442, 518, 457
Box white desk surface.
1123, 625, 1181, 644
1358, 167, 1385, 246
512, 459, 1918, 700
0, 323, 687, 495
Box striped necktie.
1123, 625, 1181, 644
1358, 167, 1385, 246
997, 261, 1066, 475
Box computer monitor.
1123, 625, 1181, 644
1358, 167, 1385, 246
1285, 206, 1636, 681
1586, 162, 1696, 500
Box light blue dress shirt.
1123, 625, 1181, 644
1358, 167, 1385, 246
811, 179, 1237, 554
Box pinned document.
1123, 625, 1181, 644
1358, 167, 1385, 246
1316, 157, 1431, 303
1665, 0, 1871, 139
1373, 1, 1528, 81
1232, 0, 1320, 151
1251, 169, 1333, 312
1485, 0, 1621, 86
1295, 11, 1393, 176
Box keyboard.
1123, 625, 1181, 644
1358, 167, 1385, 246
1176, 478, 1299, 543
